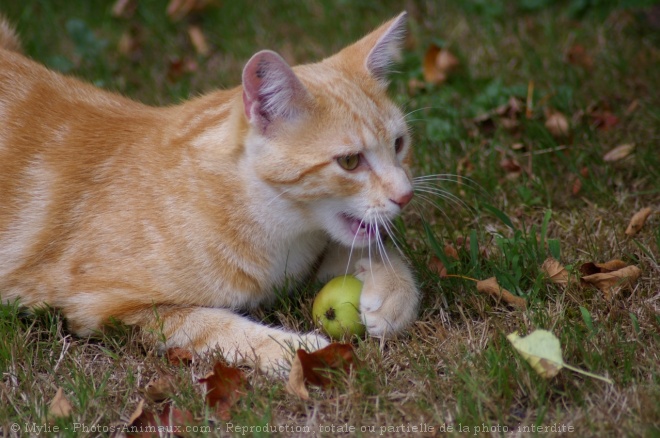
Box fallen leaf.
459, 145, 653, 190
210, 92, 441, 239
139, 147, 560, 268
167, 0, 213, 20
580, 259, 629, 276
444, 244, 459, 259
112, 0, 136, 18
591, 110, 619, 131
571, 176, 582, 196
144, 375, 176, 402
428, 256, 447, 278
166, 347, 193, 366
507, 330, 563, 378
566, 44, 594, 70
545, 111, 570, 137
48, 388, 72, 418
188, 25, 210, 56
199, 361, 247, 420
625, 207, 653, 236
507, 329, 612, 383
286, 343, 358, 399
476, 277, 526, 309
603, 143, 635, 162
423, 44, 459, 85
582, 265, 642, 299
541, 257, 569, 285
127, 400, 194, 438
500, 158, 522, 175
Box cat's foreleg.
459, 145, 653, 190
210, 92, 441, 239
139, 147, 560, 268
317, 242, 419, 338
105, 305, 328, 374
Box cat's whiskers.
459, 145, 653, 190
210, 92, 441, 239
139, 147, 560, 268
374, 212, 395, 274
265, 188, 292, 207
343, 215, 367, 278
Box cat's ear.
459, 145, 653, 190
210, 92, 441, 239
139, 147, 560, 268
365, 12, 407, 83
242, 50, 310, 133
334, 12, 407, 86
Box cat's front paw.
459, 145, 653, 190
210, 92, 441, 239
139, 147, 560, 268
255, 331, 330, 376
355, 258, 419, 338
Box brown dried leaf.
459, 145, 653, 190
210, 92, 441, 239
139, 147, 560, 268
591, 111, 619, 131
286, 343, 358, 399
582, 265, 641, 299
112, 0, 136, 18
541, 257, 569, 285
199, 362, 247, 420
144, 375, 176, 402
167, 0, 213, 20
188, 25, 210, 56
422, 44, 459, 85
500, 158, 522, 174
603, 143, 635, 162
566, 44, 594, 70
444, 244, 459, 260
428, 256, 447, 277
625, 207, 653, 236
571, 176, 582, 196
127, 401, 194, 438
166, 347, 193, 366
545, 111, 570, 137
580, 259, 629, 276
476, 277, 527, 309
48, 388, 72, 418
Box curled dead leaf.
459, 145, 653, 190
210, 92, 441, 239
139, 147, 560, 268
167, 0, 214, 20
625, 207, 653, 236
144, 375, 176, 402
428, 256, 447, 278
541, 257, 569, 286
423, 44, 459, 85
603, 143, 635, 162
545, 111, 570, 137
166, 347, 193, 366
580, 259, 629, 276
49, 388, 73, 418
566, 44, 594, 70
188, 25, 210, 56
286, 343, 359, 399
476, 277, 526, 309
582, 265, 641, 300
127, 400, 194, 437
199, 361, 248, 420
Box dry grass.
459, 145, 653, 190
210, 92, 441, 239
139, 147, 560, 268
1, 1, 659, 437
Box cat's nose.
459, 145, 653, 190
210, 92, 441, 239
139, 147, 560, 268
390, 190, 413, 209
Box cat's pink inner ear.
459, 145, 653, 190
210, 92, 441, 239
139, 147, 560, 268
241, 50, 309, 132
365, 12, 407, 83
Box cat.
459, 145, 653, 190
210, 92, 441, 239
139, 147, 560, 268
0, 12, 419, 373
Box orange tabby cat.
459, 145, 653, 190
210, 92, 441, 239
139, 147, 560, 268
0, 13, 419, 372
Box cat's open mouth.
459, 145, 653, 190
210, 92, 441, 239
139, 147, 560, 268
340, 213, 378, 241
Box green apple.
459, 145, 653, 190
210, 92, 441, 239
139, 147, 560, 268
312, 275, 365, 340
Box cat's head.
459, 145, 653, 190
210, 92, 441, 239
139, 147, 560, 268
242, 12, 412, 248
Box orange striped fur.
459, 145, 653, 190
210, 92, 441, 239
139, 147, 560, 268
0, 13, 419, 372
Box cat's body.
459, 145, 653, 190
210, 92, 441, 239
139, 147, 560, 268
0, 13, 419, 372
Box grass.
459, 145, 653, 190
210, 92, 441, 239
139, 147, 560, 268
1, 0, 659, 436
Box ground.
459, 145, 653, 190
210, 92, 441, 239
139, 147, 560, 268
1, 1, 659, 437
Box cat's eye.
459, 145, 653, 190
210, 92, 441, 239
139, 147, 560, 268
394, 136, 404, 154
337, 154, 360, 171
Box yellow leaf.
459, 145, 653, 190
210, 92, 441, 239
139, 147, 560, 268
507, 330, 613, 383
507, 330, 563, 378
